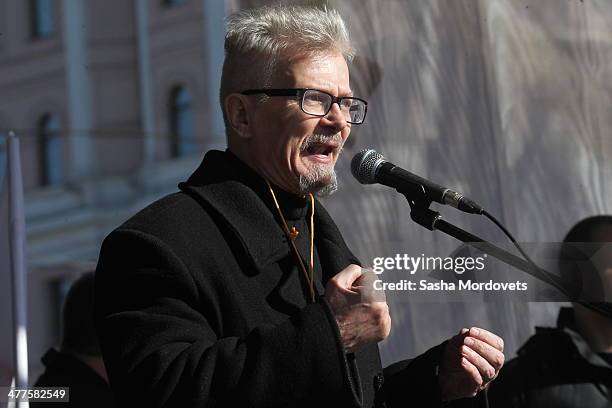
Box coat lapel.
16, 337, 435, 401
180, 179, 288, 270
313, 200, 362, 283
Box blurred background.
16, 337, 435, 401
0, 0, 611, 387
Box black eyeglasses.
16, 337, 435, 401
241, 88, 368, 125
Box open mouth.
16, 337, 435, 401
303, 142, 338, 164
305, 142, 337, 157
300, 135, 342, 164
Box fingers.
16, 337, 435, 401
467, 327, 504, 352
464, 336, 504, 371
459, 358, 484, 397
460, 341, 497, 382
331, 264, 363, 289
353, 269, 387, 303
440, 327, 506, 401
447, 327, 505, 378
450, 328, 469, 347
460, 328, 505, 391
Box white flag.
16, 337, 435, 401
0, 132, 29, 406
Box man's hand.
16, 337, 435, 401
324, 264, 391, 353
439, 327, 505, 401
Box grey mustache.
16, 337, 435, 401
301, 134, 343, 152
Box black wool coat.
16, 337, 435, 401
94, 150, 445, 408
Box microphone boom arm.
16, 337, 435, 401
406, 199, 555, 285
404, 193, 612, 318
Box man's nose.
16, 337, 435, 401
320, 102, 348, 132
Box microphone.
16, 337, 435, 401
351, 149, 484, 214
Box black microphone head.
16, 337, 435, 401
351, 149, 385, 184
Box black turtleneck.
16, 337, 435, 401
223, 150, 310, 221
222, 150, 323, 297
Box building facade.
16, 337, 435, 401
0, 0, 226, 384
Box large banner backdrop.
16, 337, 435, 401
229, 0, 612, 364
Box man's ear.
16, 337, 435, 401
225, 94, 252, 139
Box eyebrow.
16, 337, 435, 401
331, 89, 354, 98
313, 82, 353, 97
321, 88, 354, 98
336, 86, 353, 97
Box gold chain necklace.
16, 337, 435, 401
266, 180, 315, 303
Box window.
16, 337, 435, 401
31, 0, 55, 38
169, 86, 195, 157
38, 114, 62, 186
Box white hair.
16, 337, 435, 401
220, 4, 355, 134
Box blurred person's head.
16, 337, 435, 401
220, 5, 365, 197
61, 272, 103, 355
558, 215, 612, 320
60, 271, 108, 382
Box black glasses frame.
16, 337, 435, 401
240, 88, 368, 124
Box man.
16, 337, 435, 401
34, 272, 115, 408
95, 5, 504, 407
488, 215, 612, 407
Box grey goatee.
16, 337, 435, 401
299, 133, 344, 197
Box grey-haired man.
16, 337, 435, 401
95, 5, 504, 407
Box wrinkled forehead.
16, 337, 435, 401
272, 50, 352, 93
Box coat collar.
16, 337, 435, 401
179, 150, 288, 270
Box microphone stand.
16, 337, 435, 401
404, 189, 557, 408
401, 186, 568, 296
402, 184, 612, 320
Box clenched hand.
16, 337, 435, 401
324, 264, 391, 353
439, 327, 505, 401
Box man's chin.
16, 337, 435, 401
298, 165, 334, 183
297, 164, 338, 197
314, 181, 338, 197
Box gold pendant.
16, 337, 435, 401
289, 226, 299, 240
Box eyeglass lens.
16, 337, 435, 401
302, 90, 366, 124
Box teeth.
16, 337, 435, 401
305, 143, 334, 156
